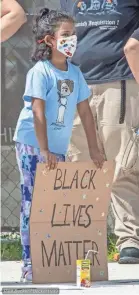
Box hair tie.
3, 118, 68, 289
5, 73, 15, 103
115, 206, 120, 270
37, 39, 45, 44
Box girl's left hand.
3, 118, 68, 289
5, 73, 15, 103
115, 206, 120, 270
89, 148, 104, 169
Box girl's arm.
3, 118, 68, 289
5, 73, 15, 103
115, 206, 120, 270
77, 99, 104, 169
32, 98, 48, 152
32, 98, 57, 170
1, 0, 27, 42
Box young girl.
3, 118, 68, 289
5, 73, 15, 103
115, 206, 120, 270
13, 8, 104, 282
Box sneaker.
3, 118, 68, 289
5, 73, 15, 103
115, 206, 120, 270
21, 265, 32, 282
119, 247, 139, 264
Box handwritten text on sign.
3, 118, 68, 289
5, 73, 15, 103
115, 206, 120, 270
40, 167, 100, 268
54, 169, 96, 190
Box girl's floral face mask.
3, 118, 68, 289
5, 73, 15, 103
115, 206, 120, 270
57, 35, 77, 57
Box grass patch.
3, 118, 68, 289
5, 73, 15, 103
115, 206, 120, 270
1, 233, 22, 261
1, 240, 22, 261
1, 233, 118, 262
108, 234, 119, 261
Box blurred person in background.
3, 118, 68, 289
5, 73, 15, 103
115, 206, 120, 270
1, 0, 27, 42
124, 28, 139, 136
61, 0, 139, 264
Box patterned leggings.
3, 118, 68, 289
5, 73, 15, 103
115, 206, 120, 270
15, 142, 65, 266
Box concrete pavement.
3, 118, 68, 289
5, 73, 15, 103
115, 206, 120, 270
1, 262, 139, 294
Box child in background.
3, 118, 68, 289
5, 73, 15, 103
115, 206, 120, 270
13, 8, 104, 282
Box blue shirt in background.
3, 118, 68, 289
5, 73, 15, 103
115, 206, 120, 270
61, 0, 139, 84
13, 60, 91, 155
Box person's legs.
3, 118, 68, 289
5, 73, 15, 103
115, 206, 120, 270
109, 81, 139, 262
69, 80, 139, 262
15, 143, 45, 281
112, 144, 139, 263
16, 143, 65, 281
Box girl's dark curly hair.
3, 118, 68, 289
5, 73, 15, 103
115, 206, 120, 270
31, 8, 75, 61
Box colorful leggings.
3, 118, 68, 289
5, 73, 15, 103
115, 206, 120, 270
15, 142, 65, 266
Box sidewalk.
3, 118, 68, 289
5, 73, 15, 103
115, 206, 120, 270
1, 262, 139, 294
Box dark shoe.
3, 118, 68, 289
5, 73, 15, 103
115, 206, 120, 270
119, 247, 139, 264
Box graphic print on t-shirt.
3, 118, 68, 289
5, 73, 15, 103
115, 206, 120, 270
77, 0, 120, 15
73, 0, 122, 30
51, 79, 74, 128
76, 0, 120, 15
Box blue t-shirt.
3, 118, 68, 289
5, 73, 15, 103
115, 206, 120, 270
13, 60, 91, 155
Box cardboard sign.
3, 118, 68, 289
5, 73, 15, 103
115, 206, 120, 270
30, 161, 114, 284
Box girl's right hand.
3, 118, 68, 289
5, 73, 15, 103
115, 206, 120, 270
41, 149, 58, 170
